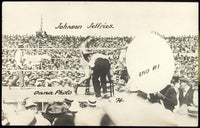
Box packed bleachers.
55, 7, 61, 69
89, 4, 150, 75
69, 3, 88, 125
2, 34, 198, 126
2, 34, 198, 88
164, 35, 199, 87
2, 35, 132, 87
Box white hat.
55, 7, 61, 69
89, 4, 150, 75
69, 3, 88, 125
24, 98, 37, 108
69, 100, 81, 112
88, 97, 97, 107
18, 42, 24, 48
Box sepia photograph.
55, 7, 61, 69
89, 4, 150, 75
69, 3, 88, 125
1, 2, 199, 126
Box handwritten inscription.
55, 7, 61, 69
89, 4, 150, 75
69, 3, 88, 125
116, 98, 125, 103
139, 64, 160, 77
87, 23, 114, 29
34, 90, 72, 95
55, 22, 114, 29
55, 23, 82, 29
54, 90, 72, 95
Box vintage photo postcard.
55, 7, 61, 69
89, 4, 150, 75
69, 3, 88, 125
2, 2, 198, 126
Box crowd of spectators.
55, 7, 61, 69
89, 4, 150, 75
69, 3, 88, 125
2, 34, 198, 88
2, 96, 118, 126
2, 35, 38, 48
164, 35, 198, 87
2, 34, 198, 126
2, 35, 131, 88
165, 35, 198, 54
3, 35, 132, 49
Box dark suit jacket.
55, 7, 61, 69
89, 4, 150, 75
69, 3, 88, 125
149, 85, 177, 111
161, 85, 177, 111
53, 114, 75, 126
179, 87, 194, 106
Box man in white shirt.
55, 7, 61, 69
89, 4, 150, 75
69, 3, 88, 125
15, 43, 25, 88
23, 98, 51, 126
76, 36, 94, 94
8, 43, 25, 89
15, 48, 23, 68
79, 36, 112, 97
89, 53, 108, 68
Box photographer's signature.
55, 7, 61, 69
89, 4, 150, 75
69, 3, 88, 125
116, 98, 125, 103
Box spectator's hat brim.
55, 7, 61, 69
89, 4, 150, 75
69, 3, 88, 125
51, 79, 60, 83
180, 77, 190, 83
69, 101, 81, 112
187, 106, 198, 118
63, 98, 74, 104
24, 99, 37, 108
37, 78, 45, 81
18, 43, 24, 48
88, 97, 97, 107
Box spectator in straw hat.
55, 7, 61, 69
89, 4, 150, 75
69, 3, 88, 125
23, 98, 37, 110
46, 102, 74, 126
68, 100, 81, 115
88, 97, 97, 107
22, 97, 51, 126
63, 98, 74, 110
172, 77, 196, 116
74, 97, 105, 126
178, 77, 195, 107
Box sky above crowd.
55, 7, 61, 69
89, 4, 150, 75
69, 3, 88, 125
2, 2, 198, 36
